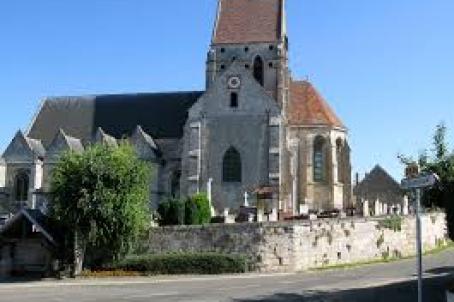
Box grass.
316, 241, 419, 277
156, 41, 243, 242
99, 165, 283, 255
311, 240, 454, 272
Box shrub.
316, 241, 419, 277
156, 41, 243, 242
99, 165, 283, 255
378, 215, 402, 231
112, 253, 248, 275
185, 193, 212, 225
158, 193, 211, 226
157, 198, 185, 226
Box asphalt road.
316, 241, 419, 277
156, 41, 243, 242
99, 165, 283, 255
0, 248, 454, 302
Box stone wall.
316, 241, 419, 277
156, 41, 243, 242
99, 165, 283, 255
147, 213, 448, 272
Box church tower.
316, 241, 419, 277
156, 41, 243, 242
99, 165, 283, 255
207, 0, 289, 104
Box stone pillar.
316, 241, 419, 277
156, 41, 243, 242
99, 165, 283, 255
269, 208, 278, 222
402, 195, 409, 216
289, 139, 299, 215
299, 204, 309, 215
374, 199, 381, 216
363, 199, 370, 217
257, 208, 264, 222
0, 159, 5, 188
382, 203, 388, 215
31, 160, 43, 209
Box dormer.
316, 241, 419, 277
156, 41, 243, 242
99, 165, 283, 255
129, 125, 161, 161
45, 129, 84, 163
2, 131, 45, 163
93, 128, 118, 148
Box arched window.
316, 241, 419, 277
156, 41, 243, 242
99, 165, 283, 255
336, 139, 343, 183
14, 172, 29, 202
253, 56, 264, 86
223, 147, 242, 182
313, 136, 326, 182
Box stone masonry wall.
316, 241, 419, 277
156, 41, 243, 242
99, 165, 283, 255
147, 213, 448, 272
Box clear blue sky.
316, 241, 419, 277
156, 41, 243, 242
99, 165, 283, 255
1, 0, 453, 180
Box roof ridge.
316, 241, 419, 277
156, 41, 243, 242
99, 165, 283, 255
45, 90, 204, 101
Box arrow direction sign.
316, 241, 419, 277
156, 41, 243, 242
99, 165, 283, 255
401, 173, 439, 190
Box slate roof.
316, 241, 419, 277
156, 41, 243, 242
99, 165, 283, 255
26, 137, 46, 157
288, 81, 345, 128
354, 165, 403, 203
27, 91, 203, 148
0, 209, 63, 246
213, 0, 283, 44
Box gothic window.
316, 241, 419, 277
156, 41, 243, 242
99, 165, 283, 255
313, 136, 326, 183
336, 138, 344, 183
230, 92, 238, 108
14, 171, 29, 202
223, 147, 242, 183
253, 56, 264, 86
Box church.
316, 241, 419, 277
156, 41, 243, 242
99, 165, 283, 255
0, 0, 351, 220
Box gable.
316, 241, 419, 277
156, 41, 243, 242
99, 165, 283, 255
354, 165, 402, 196
45, 129, 84, 162
189, 62, 280, 119
2, 131, 42, 163
129, 126, 161, 161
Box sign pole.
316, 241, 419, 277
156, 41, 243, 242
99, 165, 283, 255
402, 164, 439, 302
415, 188, 423, 302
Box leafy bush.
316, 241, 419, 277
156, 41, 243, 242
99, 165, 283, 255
185, 193, 211, 225
158, 193, 211, 226
157, 198, 185, 226
112, 253, 248, 275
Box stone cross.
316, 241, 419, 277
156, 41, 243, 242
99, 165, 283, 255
207, 178, 215, 216
207, 178, 213, 203
244, 191, 249, 207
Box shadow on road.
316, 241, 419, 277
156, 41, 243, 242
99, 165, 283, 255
235, 274, 454, 302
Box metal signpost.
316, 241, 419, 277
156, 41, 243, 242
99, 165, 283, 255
401, 164, 439, 302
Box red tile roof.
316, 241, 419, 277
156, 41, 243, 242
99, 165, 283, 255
213, 0, 283, 44
288, 81, 345, 128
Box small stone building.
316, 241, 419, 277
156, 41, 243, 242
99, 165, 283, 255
354, 165, 403, 211
0, 209, 60, 277
0, 0, 352, 219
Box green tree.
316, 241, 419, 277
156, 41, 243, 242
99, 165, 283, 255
399, 123, 454, 239
50, 143, 152, 274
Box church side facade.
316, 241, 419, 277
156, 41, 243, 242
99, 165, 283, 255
0, 0, 352, 220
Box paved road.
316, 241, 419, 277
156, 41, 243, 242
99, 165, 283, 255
1, 249, 454, 302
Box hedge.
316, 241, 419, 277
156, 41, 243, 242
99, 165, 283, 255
112, 253, 249, 275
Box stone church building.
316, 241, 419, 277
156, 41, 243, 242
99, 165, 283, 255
0, 0, 351, 219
